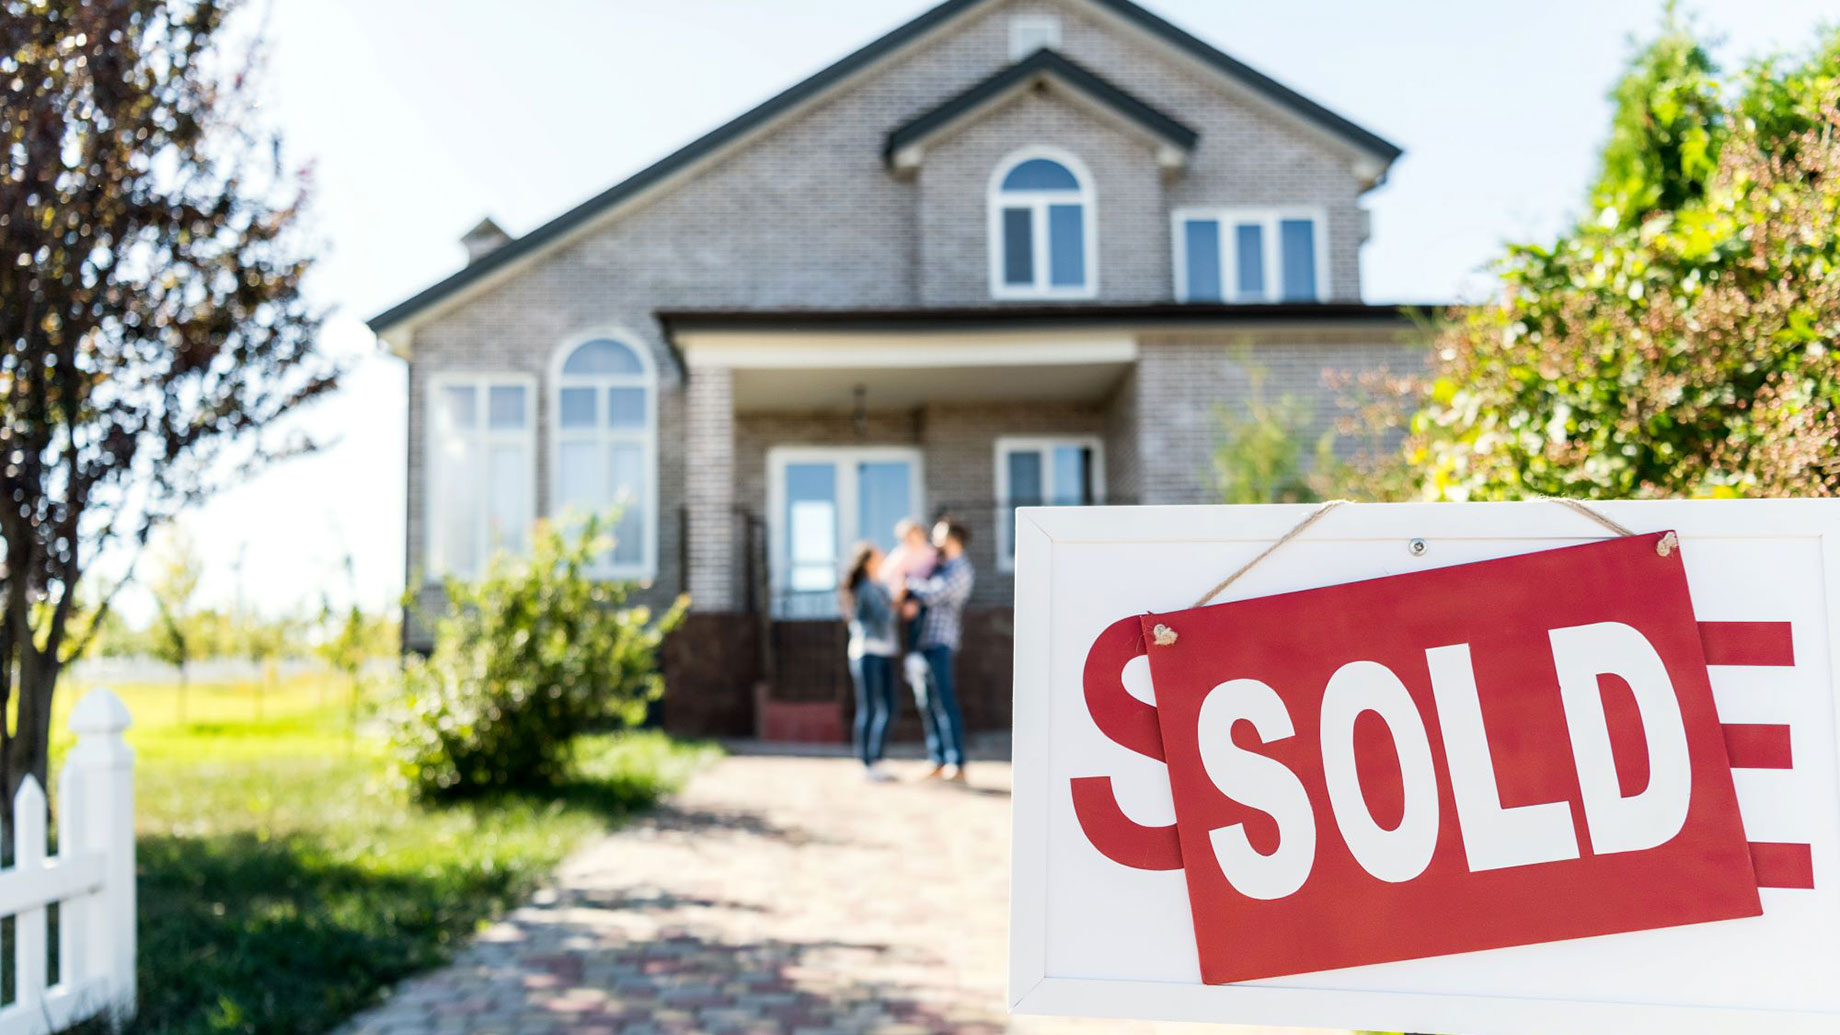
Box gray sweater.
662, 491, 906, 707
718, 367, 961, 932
847, 578, 898, 658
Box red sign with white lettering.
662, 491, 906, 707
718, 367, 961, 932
1138, 532, 1760, 984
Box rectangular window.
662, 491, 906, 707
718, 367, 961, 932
1183, 219, 1222, 302
1048, 203, 1085, 286
785, 463, 839, 593
608, 442, 646, 566
1176, 210, 1322, 303
1280, 218, 1318, 301
1002, 207, 1034, 285
558, 386, 595, 428
428, 375, 534, 579
1234, 222, 1266, 300
996, 437, 1103, 571
606, 386, 647, 429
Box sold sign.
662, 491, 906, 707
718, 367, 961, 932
1126, 533, 1760, 984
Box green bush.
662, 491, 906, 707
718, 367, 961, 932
389, 516, 688, 798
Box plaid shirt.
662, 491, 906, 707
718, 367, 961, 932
907, 554, 974, 651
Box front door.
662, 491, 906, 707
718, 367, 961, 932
767, 446, 924, 618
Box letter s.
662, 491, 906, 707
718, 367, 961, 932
1197, 679, 1317, 900
1070, 616, 1184, 870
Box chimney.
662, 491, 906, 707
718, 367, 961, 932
461, 217, 511, 264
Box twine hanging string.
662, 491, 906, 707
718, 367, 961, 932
1190, 496, 1665, 611
1193, 500, 1349, 608
1539, 495, 1637, 537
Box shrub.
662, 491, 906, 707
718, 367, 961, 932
388, 516, 688, 798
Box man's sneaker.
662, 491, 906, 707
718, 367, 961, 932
864, 764, 895, 783
944, 764, 967, 784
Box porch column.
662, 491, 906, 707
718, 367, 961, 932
684, 363, 738, 611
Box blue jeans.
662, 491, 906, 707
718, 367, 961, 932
917, 645, 967, 767
849, 653, 896, 767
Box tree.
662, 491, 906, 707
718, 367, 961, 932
148, 527, 203, 724
1413, 24, 1840, 501
0, 1, 334, 797
318, 552, 395, 734
387, 516, 687, 799
239, 611, 291, 720
1589, 7, 1724, 231
1212, 357, 1324, 505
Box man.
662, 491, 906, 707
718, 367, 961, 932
905, 518, 974, 783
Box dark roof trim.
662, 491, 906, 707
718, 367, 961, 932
370, 0, 1403, 335
885, 49, 1197, 165
1083, 0, 1401, 162
660, 302, 1441, 336
369, 0, 990, 334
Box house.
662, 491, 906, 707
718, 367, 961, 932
369, 0, 1431, 740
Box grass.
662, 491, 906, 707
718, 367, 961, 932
49, 674, 718, 1035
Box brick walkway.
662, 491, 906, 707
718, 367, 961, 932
340, 753, 1336, 1035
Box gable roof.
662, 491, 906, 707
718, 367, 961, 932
369, 0, 1403, 343
885, 48, 1198, 170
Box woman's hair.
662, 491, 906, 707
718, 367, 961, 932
838, 540, 879, 612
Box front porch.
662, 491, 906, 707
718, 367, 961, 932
661, 315, 1142, 743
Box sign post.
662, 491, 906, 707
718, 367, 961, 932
1010, 500, 1840, 1035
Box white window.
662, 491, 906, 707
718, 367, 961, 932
425, 373, 536, 580
1173, 208, 1326, 303
995, 436, 1104, 571
1009, 14, 1061, 59
767, 447, 925, 618
551, 335, 658, 579
989, 149, 1097, 300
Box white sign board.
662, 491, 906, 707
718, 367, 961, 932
1009, 500, 1840, 1035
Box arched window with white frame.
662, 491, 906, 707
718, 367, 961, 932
988, 149, 1097, 300
551, 334, 657, 578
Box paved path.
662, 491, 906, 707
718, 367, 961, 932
341, 754, 1336, 1035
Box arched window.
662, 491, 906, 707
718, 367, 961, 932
552, 335, 656, 577
988, 151, 1095, 299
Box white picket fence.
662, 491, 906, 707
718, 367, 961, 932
0, 689, 134, 1035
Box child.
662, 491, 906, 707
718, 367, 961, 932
881, 518, 937, 690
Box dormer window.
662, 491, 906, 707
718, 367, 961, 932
1174, 208, 1325, 303
1009, 14, 1061, 59
989, 150, 1097, 300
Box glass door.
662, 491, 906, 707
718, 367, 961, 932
769, 447, 923, 618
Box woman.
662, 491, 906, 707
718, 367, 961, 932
840, 541, 898, 781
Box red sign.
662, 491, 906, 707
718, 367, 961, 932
1135, 532, 1759, 984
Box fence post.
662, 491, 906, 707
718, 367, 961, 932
61, 688, 135, 1022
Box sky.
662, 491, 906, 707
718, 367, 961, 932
121, 0, 1838, 623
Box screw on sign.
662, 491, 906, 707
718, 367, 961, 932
1071, 532, 1785, 984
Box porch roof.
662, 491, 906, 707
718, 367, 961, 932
661, 302, 1437, 412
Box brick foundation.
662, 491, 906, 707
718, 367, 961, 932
663, 608, 1016, 743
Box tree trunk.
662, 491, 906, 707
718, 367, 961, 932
6, 652, 57, 808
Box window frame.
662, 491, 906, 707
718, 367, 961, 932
988, 147, 1099, 301
548, 330, 660, 582
765, 445, 928, 618
1171, 206, 1328, 303
422, 370, 539, 583
994, 435, 1106, 572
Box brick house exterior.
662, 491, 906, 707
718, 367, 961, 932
370, 0, 1431, 740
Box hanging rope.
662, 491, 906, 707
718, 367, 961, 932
1539, 495, 1637, 537
1193, 500, 1348, 607
1190, 497, 1672, 611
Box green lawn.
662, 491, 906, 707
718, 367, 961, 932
51, 674, 717, 1035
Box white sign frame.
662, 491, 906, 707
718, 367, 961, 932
1010, 499, 1840, 1035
